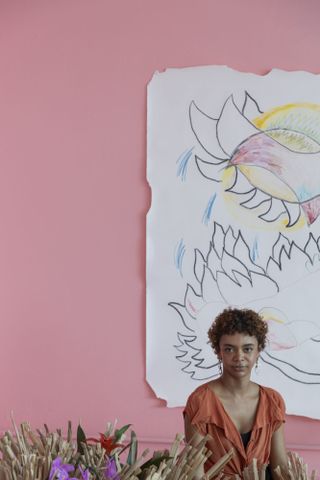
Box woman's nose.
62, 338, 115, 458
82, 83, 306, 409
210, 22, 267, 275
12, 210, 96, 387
234, 350, 244, 361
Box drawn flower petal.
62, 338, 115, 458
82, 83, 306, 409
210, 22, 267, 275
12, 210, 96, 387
194, 249, 206, 283
283, 202, 301, 227
272, 233, 291, 261
217, 96, 259, 156
266, 256, 281, 280
304, 233, 320, 262
250, 271, 279, 295
202, 266, 223, 303
195, 156, 225, 182
274, 243, 311, 287
216, 271, 258, 305
211, 222, 225, 258
259, 308, 296, 350
221, 249, 249, 281
268, 323, 297, 350
259, 198, 286, 222
242, 91, 263, 119
170, 302, 196, 332
189, 101, 228, 159
224, 226, 237, 254
207, 246, 220, 279
301, 197, 320, 224
185, 285, 204, 317
233, 232, 264, 274
226, 167, 255, 194
240, 189, 270, 209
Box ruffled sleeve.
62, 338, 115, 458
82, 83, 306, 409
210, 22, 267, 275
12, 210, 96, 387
257, 386, 286, 432
272, 389, 286, 428
183, 386, 209, 436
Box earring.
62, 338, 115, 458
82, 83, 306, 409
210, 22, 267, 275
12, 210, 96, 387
255, 358, 259, 373
218, 360, 222, 375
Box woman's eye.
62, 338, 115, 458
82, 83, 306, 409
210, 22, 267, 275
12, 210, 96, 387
244, 347, 253, 353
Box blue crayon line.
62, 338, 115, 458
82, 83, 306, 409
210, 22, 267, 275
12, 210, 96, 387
202, 194, 217, 225
176, 147, 194, 181
174, 239, 186, 277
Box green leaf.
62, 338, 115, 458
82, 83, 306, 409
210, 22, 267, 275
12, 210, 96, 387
139, 455, 172, 472
77, 424, 87, 454
67, 421, 72, 443
126, 430, 138, 466
114, 424, 131, 443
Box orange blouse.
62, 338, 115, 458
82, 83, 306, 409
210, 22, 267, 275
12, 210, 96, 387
184, 383, 285, 477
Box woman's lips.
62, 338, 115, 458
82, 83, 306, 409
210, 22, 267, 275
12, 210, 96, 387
232, 365, 247, 370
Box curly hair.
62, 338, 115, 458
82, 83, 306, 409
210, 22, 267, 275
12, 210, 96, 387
208, 308, 268, 353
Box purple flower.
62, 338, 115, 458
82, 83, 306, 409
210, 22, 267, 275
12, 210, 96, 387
79, 466, 90, 480
49, 457, 77, 480
104, 458, 119, 480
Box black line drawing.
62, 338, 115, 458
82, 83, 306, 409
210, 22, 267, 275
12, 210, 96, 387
170, 222, 320, 383
190, 93, 320, 228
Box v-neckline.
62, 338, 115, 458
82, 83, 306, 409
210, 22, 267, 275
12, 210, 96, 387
206, 383, 261, 455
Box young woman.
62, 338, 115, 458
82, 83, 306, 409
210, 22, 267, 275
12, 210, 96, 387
184, 308, 288, 478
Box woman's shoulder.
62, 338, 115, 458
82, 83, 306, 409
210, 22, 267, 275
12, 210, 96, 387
184, 382, 219, 422
185, 381, 217, 406
187, 381, 212, 399
259, 384, 284, 400
259, 385, 286, 413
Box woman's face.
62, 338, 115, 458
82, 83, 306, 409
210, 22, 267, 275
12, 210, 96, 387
218, 332, 260, 377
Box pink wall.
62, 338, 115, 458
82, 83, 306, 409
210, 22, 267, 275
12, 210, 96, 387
0, 0, 320, 471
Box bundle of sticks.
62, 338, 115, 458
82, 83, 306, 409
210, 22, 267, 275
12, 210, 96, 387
0, 423, 232, 480
238, 452, 317, 480
0, 421, 78, 480
133, 434, 233, 480
0, 420, 316, 480
274, 452, 317, 480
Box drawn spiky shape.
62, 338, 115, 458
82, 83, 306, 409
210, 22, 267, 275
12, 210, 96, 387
170, 222, 320, 382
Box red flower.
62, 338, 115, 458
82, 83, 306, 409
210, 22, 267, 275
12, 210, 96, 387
87, 434, 123, 455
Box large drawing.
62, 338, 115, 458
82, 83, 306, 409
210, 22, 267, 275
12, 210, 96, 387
147, 67, 320, 418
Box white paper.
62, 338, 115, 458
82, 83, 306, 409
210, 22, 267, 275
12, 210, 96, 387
147, 66, 320, 418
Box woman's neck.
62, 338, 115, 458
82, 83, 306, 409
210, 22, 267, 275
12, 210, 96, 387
218, 374, 254, 397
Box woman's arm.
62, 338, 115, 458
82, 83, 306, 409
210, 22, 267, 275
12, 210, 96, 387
184, 415, 205, 479
269, 425, 288, 478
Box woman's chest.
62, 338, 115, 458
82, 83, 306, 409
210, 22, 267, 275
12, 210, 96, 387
222, 396, 260, 433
